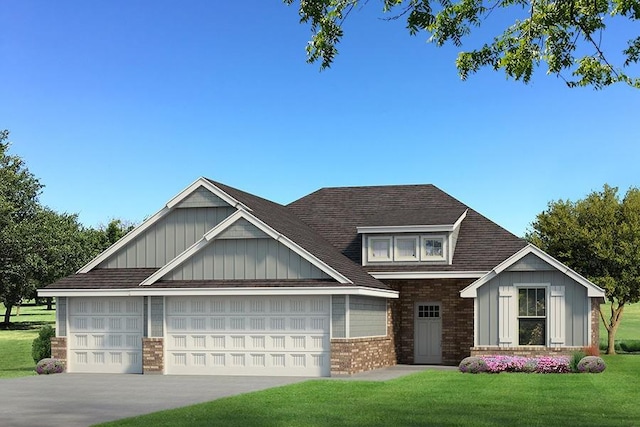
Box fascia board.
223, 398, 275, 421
453, 209, 468, 230
370, 271, 487, 280
39, 287, 399, 298
77, 206, 170, 273
166, 177, 251, 211
357, 225, 455, 234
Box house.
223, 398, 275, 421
39, 178, 605, 376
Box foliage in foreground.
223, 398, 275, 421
31, 325, 55, 363
285, 0, 640, 89
35, 357, 65, 375
97, 355, 640, 427
459, 355, 574, 373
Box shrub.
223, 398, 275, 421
577, 356, 606, 373
459, 357, 488, 373
582, 345, 600, 356
570, 351, 586, 372
35, 358, 65, 375
32, 325, 55, 363
618, 340, 640, 353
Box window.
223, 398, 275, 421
369, 237, 392, 261
421, 236, 445, 260
394, 236, 418, 261
518, 288, 546, 345
417, 304, 440, 318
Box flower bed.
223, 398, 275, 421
459, 355, 571, 374
36, 358, 66, 375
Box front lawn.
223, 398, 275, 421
98, 355, 639, 427
0, 303, 56, 378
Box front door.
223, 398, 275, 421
414, 302, 442, 364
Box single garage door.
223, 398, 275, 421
165, 295, 330, 376
67, 297, 144, 373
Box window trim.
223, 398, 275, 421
368, 237, 392, 262
365, 234, 449, 264
420, 235, 447, 261
515, 284, 548, 346
394, 236, 419, 262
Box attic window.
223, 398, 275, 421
369, 237, 392, 261
366, 235, 447, 263
421, 236, 445, 260
395, 237, 419, 261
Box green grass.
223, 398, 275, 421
97, 355, 639, 427
0, 303, 55, 379
600, 302, 640, 350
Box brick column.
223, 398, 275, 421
50, 337, 67, 361
591, 297, 605, 348
142, 338, 164, 374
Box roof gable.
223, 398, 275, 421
460, 244, 606, 298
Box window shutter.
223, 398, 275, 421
549, 286, 565, 346
498, 286, 514, 346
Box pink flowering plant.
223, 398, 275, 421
35, 358, 66, 375
459, 355, 571, 374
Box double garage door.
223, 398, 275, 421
67, 295, 330, 376
165, 295, 330, 376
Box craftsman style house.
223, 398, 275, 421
40, 178, 605, 376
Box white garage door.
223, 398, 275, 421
165, 296, 331, 376
67, 297, 143, 374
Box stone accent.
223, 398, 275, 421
591, 297, 604, 347
142, 338, 164, 374
330, 336, 396, 375
50, 337, 67, 361
470, 346, 581, 357
385, 279, 474, 365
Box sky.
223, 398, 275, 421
1, 1, 639, 238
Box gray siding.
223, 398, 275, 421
164, 238, 332, 281
143, 296, 148, 337
150, 296, 164, 337
99, 206, 235, 268
56, 297, 67, 337
217, 219, 269, 239
332, 295, 346, 338
506, 253, 556, 271
175, 187, 231, 208
477, 270, 588, 346
349, 296, 387, 338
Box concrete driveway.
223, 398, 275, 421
0, 373, 310, 427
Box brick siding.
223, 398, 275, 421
591, 297, 604, 347
330, 336, 396, 375
385, 279, 474, 365
50, 337, 67, 361
142, 338, 164, 374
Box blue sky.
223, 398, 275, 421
2, 1, 638, 237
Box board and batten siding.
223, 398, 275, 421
98, 206, 235, 269
476, 270, 588, 347
163, 238, 331, 281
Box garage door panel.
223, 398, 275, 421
68, 297, 143, 374
166, 296, 330, 376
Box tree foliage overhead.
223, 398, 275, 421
285, 0, 640, 89
526, 184, 640, 354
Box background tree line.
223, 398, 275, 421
0, 130, 133, 325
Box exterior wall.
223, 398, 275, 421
505, 253, 555, 271
150, 296, 164, 337
386, 279, 474, 365
98, 206, 235, 268
349, 296, 387, 337
164, 238, 331, 281
56, 297, 67, 337
476, 270, 589, 347
142, 338, 164, 374
175, 187, 230, 208
332, 295, 346, 338
330, 303, 396, 375
50, 337, 67, 361
591, 297, 605, 347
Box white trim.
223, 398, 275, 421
473, 297, 478, 347
78, 177, 247, 273
345, 295, 350, 338
460, 244, 606, 298
368, 236, 393, 262
357, 210, 468, 235
38, 286, 399, 299
138, 210, 352, 286
370, 271, 487, 279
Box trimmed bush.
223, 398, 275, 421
459, 357, 488, 373
35, 358, 65, 375
577, 356, 606, 373
32, 325, 55, 363
619, 340, 640, 353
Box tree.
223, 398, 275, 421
0, 130, 43, 324
284, 0, 640, 89
527, 185, 640, 354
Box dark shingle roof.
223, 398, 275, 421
287, 184, 527, 272
152, 279, 340, 288
46, 269, 159, 289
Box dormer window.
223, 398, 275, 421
365, 234, 447, 264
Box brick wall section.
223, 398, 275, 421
470, 347, 580, 357
330, 303, 397, 375
142, 338, 164, 374
591, 297, 604, 347
386, 279, 474, 365
50, 337, 67, 361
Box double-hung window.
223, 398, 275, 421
518, 288, 546, 345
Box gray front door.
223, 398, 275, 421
414, 302, 442, 364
